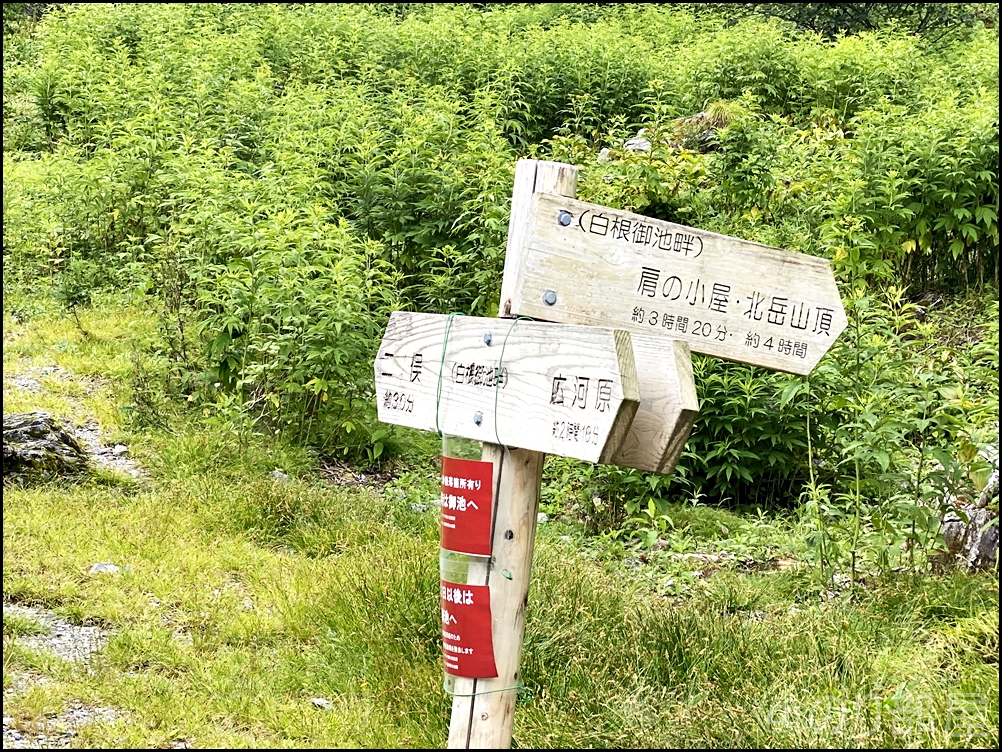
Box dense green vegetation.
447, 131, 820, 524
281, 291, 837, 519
2, 5, 999, 746
5, 2, 996, 557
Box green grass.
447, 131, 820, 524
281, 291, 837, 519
3, 293, 999, 748
3, 611, 48, 638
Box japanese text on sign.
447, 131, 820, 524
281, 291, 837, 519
629, 267, 838, 362
549, 374, 614, 412
440, 580, 498, 678
579, 210, 703, 258
440, 457, 494, 556
452, 361, 509, 389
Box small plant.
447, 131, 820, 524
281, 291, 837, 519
3, 611, 48, 639
53, 255, 103, 337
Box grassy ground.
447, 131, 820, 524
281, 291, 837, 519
3, 294, 999, 748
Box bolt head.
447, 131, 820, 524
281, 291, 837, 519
483, 331, 492, 346
473, 411, 483, 426
542, 289, 557, 306
557, 210, 572, 226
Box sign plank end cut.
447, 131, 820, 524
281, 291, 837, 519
611, 336, 699, 475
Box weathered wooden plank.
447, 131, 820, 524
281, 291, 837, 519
374, 312, 640, 464
611, 336, 699, 475
509, 193, 848, 375
446, 445, 544, 749
500, 160, 578, 318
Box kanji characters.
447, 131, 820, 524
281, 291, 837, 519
637, 267, 659, 298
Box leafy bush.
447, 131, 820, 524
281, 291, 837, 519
2, 2, 998, 500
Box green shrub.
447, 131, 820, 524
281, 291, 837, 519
2, 1, 998, 485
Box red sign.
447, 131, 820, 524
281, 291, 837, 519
441, 581, 498, 678
440, 457, 494, 556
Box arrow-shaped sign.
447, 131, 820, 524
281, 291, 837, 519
504, 193, 847, 375
374, 312, 640, 463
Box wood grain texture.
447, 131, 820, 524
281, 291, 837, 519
448, 160, 577, 750
610, 337, 699, 474
447, 444, 543, 749
375, 312, 640, 463
511, 193, 848, 375
500, 160, 578, 317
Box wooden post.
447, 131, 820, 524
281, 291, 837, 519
447, 161, 578, 749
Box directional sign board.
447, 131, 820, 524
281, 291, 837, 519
375, 311, 640, 463
505, 193, 848, 375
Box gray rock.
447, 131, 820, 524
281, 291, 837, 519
939, 506, 999, 571
3, 412, 89, 481
2, 699, 123, 749
271, 469, 289, 483
70, 420, 144, 480
2, 604, 110, 664
624, 137, 651, 153
88, 562, 120, 575
536, 512, 549, 524
410, 503, 429, 513
311, 697, 332, 710
11, 376, 42, 393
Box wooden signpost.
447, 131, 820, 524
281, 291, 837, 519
374, 158, 846, 748
374, 311, 641, 464
502, 193, 848, 375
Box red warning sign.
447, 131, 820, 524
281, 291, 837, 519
440, 457, 494, 556
441, 581, 498, 678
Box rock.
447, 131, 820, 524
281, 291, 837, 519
71, 420, 145, 481
88, 562, 120, 575
3, 412, 89, 481
597, 147, 611, 163
410, 503, 429, 513
537, 512, 549, 524
3, 603, 110, 664
311, 697, 332, 710
938, 506, 999, 571
935, 434, 999, 571
11, 376, 42, 393
271, 469, 289, 483
624, 136, 651, 153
